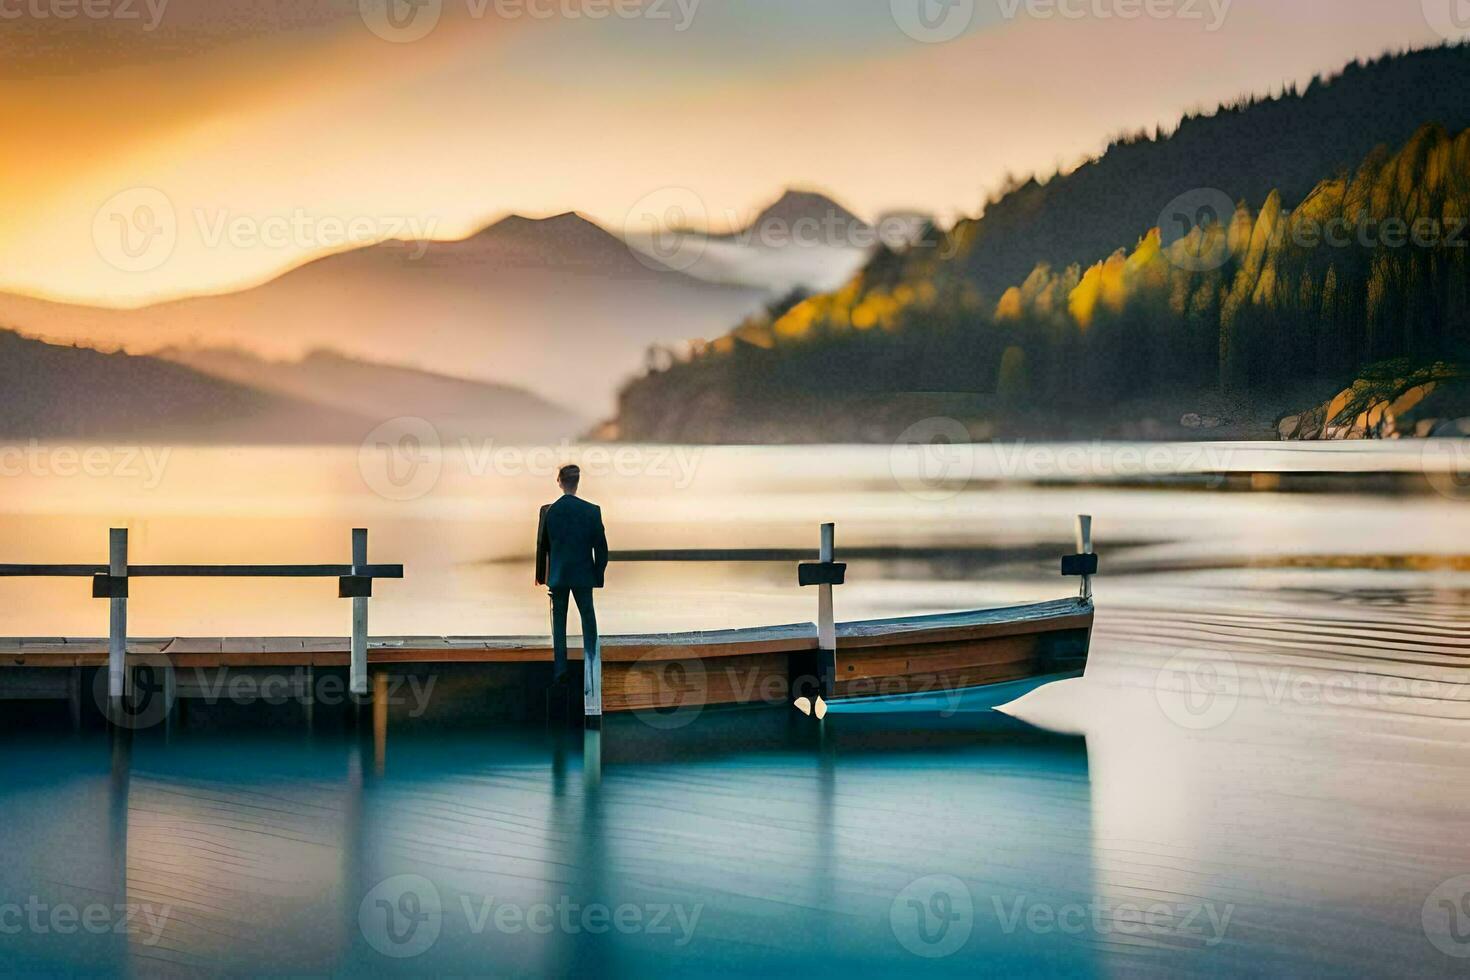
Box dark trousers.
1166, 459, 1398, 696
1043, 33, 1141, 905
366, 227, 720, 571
549, 586, 597, 682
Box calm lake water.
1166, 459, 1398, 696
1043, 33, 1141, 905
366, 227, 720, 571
2, 441, 1470, 976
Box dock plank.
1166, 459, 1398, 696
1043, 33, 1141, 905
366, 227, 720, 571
0, 599, 1089, 672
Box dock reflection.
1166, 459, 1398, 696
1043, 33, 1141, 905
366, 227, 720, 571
0, 703, 1095, 976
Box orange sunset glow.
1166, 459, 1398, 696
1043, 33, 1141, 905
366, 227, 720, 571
0, 0, 1446, 310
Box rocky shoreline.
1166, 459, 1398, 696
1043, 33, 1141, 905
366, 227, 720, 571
1276, 360, 1470, 440
602, 360, 1470, 445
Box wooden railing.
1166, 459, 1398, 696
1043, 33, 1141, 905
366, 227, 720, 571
0, 516, 1091, 721
0, 528, 403, 697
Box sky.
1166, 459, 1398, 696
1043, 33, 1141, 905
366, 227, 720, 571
0, 0, 1460, 306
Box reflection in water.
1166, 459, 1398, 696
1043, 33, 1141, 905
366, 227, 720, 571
0, 708, 1095, 977
4, 664, 1469, 976
3, 444, 1470, 974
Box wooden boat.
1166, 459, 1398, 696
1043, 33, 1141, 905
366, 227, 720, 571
592, 596, 1094, 717
385, 515, 1097, 719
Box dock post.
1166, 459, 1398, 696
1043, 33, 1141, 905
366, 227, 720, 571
817, 522, 836, 699
350, 528, 368, 697
583, 727, 602, 789
584, 636, 602, 730
68, 667, 82, 733
108, 528, 127, 702
1076, 515, 1094, 601
372, 671, 388, 776
304, 665, 315, 730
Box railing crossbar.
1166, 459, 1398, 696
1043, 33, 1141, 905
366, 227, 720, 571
4, 528, 397, 704
0, 564, 403, 578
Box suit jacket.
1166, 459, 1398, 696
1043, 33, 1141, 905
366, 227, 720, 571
535, 494, 609, 589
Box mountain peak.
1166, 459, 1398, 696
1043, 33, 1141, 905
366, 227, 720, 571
490, 210, 597, 232
402, 209, 660, 276
751, 190, 866, 232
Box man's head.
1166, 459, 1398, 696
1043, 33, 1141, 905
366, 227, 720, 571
557, 464, 581, 495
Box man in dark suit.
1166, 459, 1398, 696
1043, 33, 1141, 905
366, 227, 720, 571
535, 465, 609, 717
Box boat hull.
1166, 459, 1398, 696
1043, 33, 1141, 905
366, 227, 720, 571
821, 669, 1085, 715
605, 597, 1093, 714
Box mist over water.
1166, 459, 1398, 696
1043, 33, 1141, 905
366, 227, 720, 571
1, 441, 1469, 975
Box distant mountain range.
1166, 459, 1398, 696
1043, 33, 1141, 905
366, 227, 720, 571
0, 208, 785, 418
0, 330, 367, 443
0, 329, 584, 444
157, 345, 584, 444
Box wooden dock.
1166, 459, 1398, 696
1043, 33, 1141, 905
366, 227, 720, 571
0, 598, 1092, 723
0, 518, 1098, 729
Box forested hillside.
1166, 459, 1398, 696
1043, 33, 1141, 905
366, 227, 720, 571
611, 44, 1470, 443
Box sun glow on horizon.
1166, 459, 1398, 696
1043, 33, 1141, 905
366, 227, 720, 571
0, 0, 1446, 309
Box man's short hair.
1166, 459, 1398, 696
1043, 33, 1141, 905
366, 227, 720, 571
557, 464, 581, 488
